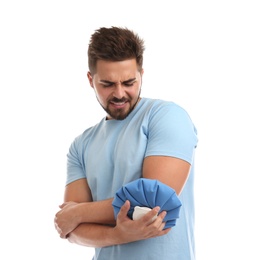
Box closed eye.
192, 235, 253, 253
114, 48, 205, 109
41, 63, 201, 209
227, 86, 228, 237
100, 80, 114, 88
123, 82, 134, 87
102, 83, 114, 87
99, 78, 137, 87
122, 78, 136, 87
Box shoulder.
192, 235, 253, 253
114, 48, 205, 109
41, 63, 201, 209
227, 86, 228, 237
141, 97, 183, 110
71, 119, 104, 150
141, 98, 190, 119
141, 98, 197, 137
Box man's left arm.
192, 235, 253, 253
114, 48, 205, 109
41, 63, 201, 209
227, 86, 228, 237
142, 103, 197, 194
142, 156, 191, 195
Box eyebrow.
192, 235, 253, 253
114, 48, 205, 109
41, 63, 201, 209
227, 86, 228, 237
100, 78, 136, 84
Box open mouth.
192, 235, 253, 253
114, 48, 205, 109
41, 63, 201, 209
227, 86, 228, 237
110, 100, 128, 108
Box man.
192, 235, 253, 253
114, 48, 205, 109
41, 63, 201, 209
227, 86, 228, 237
54, 26, 198, 259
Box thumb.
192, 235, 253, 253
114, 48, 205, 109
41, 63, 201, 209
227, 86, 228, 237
117, 200, 130, 219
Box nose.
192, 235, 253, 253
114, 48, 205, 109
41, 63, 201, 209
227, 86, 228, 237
113, 84, 125, 99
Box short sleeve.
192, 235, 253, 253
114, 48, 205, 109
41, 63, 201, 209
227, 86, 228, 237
66, 136, 86, 185
145, 102, 198, 164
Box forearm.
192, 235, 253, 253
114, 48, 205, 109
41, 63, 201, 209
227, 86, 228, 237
63, 178, 115, 225
68, 223, 121, 248
68, 201, 170, 248
77, 198, 115, 225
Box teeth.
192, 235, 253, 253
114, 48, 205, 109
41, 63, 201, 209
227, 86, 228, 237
112, 102, 125, 105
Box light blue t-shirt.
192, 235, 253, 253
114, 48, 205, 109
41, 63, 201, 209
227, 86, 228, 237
66, 98, 198, 260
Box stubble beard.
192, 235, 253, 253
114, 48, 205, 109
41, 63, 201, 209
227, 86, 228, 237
98, 91, 141, 120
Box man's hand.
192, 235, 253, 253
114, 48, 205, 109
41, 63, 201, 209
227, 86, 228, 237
54, 201, 81, 238
114, 200, 171, 244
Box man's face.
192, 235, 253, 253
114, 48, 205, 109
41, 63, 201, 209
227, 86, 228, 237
87, 59, 143, 120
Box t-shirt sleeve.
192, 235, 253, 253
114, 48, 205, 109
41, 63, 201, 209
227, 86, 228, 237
145, 102, 198, 164
66, 136, 86, 185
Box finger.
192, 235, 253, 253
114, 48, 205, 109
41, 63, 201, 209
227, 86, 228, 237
141, 207, 160, 224
59, 202, 66, 209
57, 225, 68, 239
55, 222, 65, 238
159, 227, 171, 236
158, 210, 167, 220
151, 210, 167, 227
60, 231, 68, 239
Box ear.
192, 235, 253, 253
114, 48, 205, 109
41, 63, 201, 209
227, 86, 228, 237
140, 69, 144, 85
87, 71, 94, 88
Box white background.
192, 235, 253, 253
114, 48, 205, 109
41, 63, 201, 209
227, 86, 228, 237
1, 0, 253, 259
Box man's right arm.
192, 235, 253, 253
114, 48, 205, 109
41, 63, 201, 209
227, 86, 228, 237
67, 200, 169, 248
54, 178, 170, 247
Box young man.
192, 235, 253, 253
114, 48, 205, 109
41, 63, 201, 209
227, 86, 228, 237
54, 26, 198, 259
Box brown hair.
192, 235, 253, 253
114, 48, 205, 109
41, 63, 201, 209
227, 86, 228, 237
88, 26, 145, 75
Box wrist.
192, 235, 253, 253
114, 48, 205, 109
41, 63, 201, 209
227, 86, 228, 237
108, 226, 126, 246
76, 202, 88, 223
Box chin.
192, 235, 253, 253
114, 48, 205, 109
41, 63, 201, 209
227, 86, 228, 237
110, 109, 131, 120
